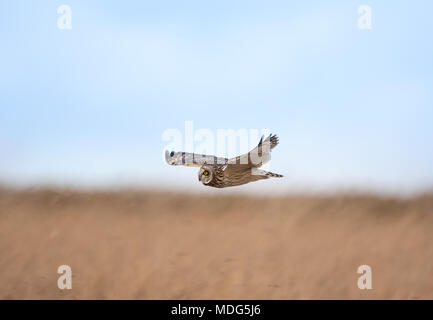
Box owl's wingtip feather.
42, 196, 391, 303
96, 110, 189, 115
268, 133, 279, 149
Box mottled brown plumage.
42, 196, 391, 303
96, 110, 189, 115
166, 134, 283, 188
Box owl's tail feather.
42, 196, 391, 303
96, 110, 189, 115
264, 171, 283, 178
252, 168, 283, 178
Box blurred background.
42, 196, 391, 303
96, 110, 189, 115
0, 0, 433, 299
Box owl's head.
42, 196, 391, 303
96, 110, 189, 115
198, 165, 214, 185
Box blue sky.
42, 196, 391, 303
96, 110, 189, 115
0, 1, 432, 194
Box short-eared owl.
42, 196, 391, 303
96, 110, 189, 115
165, 134, 283, 188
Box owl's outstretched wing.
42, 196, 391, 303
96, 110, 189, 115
165, 150, 228, 167
227, 134, 279, 168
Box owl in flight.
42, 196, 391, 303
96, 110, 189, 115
165, 134, 283, 188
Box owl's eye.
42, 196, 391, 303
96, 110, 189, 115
203, 171, 209, 176
170, 151, 175, 157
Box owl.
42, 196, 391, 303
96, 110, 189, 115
165, 134, 283, 188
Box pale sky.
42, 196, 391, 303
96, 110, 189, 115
1, 1, 432, 194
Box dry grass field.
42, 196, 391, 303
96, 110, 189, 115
0, 188, 432, 299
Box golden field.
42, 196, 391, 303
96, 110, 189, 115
0, 188, 432, 299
